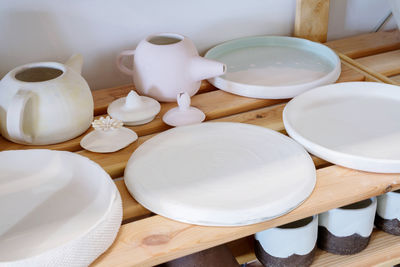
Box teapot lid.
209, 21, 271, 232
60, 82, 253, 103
162, 92, 205, 127
80, 116, 138, 153
107, 90, 161, 125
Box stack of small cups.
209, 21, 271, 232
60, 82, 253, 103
254, 197, 378, 266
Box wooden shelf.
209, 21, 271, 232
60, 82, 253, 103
2, 27, 400, 266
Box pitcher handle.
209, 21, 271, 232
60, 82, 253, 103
7, 90, 33, 143
117, 50, 135, 76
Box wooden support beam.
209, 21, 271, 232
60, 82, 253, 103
294, 0, 330, 42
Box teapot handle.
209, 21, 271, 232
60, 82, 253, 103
7, 90, 33, 143
117, 50, 135, 76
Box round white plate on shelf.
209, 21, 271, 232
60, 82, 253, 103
0, 150, 122, 267
124, 122, 316, 226
283, 82, 400, 173
205, 36, 340, 99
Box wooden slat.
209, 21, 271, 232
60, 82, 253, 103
325, 30, 400, 59
92, 166, 400, 267
355, 50, 400, 77
0, 61, 363, 153
294, 0, 330, 42
338, 52, 398, 85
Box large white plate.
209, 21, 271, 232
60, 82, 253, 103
283, 82, 400, 173
205, 36, 341, 99
0, 150, 122, 266
124, 122, 316, 226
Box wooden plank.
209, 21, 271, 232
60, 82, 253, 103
0, 61, 363, 153
92, 166, 400, 267
338, 52, 398, 84
244, 230, 400, 267
0, 90, 284, 152
294, 0, 330, 42
325, 30, 400, 59
355, 50, 400, 77
93, 81, 217, 116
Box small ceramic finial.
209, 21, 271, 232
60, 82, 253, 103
80, 116, 138, 153
92, 116, 123, 131
177, 92, 190, 111
107, 91, 161, 126
125, 90, 143, 109
162, 92, 205, 127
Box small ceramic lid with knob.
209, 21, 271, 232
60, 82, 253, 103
80, 116, 138, 153
162, 92, 205, 127
107, 90, 161, 126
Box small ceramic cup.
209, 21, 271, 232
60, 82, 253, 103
375, 189, 400, 235
318, 197, 377, 255
254, 215, 318, 267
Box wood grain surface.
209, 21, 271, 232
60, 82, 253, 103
294, 0, 330, 42
92, 166, 400, 267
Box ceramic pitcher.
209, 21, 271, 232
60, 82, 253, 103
0, 54, 94, 145
117, 33, 226, 102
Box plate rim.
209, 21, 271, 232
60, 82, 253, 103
283, 82, 400, 173
205, 35, 341, 99
0, 149, 118, 262
124, 122, 316, 226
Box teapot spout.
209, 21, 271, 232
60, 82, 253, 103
65, 54, 84, 74
190, 56, 226, 82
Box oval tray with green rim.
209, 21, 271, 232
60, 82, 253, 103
205, 36, 340, 99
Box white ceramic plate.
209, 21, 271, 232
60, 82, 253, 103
124, 122, 316, 226
205, 36, 340, 99
283, 82, 400, 173
0, 150, 121, 266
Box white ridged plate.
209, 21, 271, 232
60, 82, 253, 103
124, 122, 316, 226
0, 150, 121, 266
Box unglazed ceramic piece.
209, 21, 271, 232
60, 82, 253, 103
255, 215, 318, 259
205, 36, 340, 99
124, 122, 316, 226
117, 33, 226, 102
376, 190, 400, 235
107, 90, 161, 125
0, 54, 94, 145
162, 92, 205, 126
80, 116, 138, 153
283, 82, 400, 173
0, 150, 122, 266
319, 198, 377, 238
377, 190, 400, 220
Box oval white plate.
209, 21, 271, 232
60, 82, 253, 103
205, 36, 340, 99
124, 122, 316, 226
283, 82, 400, 173
0, 150, 121, 266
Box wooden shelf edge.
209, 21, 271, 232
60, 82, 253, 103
91, 166, 400, 267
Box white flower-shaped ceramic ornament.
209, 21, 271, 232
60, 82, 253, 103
80, 116, 138, 153
162, 92, 205, 127
107, 90, 161, 125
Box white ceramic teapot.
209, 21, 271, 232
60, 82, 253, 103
0, 54, 94, 145
117, 33, 226, 102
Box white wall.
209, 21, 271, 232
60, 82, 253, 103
0, 0, 396, 90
